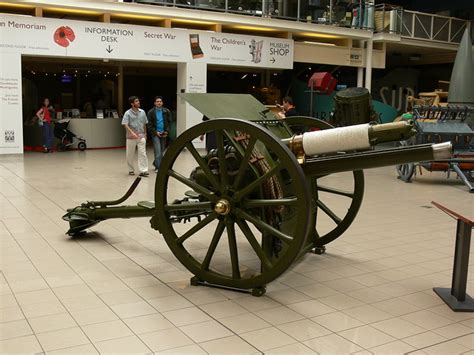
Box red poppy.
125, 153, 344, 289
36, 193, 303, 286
54, 26, 75, 47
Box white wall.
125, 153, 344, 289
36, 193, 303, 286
177, 62, 207, 148
294, 43, 385, 69
0, 52, 23, 154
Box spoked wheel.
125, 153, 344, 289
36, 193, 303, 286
285, 116, 364, 246
396, 140, 415, 182
153, 118, 312, 291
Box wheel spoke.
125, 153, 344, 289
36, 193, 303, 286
164, 201, 212, 211
234, 165, 279, 200
235, 208, 294, 244
176, 212, 218, 245
168, 169, 214, 201
226, 218, 240, 279
216, 130, 229, 189
201, 220, 225, 271
185, 142, 220, 191
242, 197, 298, 209
236, 218, 272, 270
232, 135, 257, 190
316, 199, 342, 224
317, 185, 354, 198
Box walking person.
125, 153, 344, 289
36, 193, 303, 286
122, 96, 149, 177
36, 97, 55, 153
147, 96, 171, 173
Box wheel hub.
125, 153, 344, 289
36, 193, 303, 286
214, 199, 231, 215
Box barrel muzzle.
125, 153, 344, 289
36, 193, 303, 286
432, 142, 453, 160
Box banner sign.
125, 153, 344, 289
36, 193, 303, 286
0, 14, 293, 69
0, 52, 22, 154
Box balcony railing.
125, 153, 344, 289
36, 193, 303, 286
121, 0, 473, 44
401, 10, 469, 44
375, 3, 472, 44
123, 0, 376, 30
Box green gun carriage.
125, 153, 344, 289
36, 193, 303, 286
63, 94, 451, 296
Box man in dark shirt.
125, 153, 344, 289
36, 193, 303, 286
279, 96, 303, 134
282, 96, 298, 117
147, 96, 171, 173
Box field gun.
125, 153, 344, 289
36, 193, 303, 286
63, 94, 451, 296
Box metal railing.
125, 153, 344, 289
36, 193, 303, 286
401, 10, 468, 43
121, 0, 473, 44
375, 3, 472, 44
123, 0, 376, 30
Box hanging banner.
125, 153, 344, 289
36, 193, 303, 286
0, 52, 22, 154
0, 14, 293, 69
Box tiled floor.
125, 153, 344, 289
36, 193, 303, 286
0, 148, 473, 354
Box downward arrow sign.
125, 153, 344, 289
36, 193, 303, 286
106, 45, 113, 53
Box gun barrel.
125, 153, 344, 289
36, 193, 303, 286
302, 142, 452, 176
286, 120, 417, 157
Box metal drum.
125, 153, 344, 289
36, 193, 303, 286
333, 87, 373, 126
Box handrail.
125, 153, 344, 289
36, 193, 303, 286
399, 9, 471, 44
431, 201, 474, 226
84, 177, 142, 208
126, 0, 376, 30
121, 0, 473, 44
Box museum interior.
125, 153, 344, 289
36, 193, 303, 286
0, 0, 473, 354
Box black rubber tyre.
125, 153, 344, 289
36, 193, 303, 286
78, 141, 87, 151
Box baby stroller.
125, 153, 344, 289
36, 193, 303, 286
54, 119, 87, 151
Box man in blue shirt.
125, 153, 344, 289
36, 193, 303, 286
147, 96, 171, 173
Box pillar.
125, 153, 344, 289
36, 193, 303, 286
117, 63, 124, 116
357, 67, 364, 87
364, 38, 373, 92
177, 62, 207, 148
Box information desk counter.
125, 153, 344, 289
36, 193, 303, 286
67, 118, 125, 149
